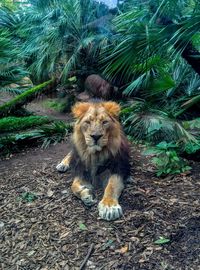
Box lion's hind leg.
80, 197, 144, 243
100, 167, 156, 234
71, 177, 97, 206
98, 174, 124, 221
56, 151, 72, 172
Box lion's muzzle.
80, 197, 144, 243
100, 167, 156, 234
90, 134, 103, 144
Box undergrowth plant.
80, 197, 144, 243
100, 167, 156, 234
39, 121, 73, 148
0, 121, 72, 154
43, 96, 75, 113
120, 100, 198, 145
0, 29, 28, 94
145, 141, 191, 177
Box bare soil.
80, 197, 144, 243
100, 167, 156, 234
0, 101, 200, 270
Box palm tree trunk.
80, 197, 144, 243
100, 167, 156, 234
181, 43, 200, 76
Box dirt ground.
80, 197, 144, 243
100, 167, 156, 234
0, 101, 200, 270
0, 140, 200, 270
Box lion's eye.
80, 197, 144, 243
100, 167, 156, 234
102, 120, 109, 125
85, 120, 90, 125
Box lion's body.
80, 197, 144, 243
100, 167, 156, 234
56, 100, 130, 220
69, 134, 130, 186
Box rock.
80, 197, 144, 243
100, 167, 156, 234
85, 74, 117, 100
8, 83, 20, 89
18, 76, 33, 87
76, 91, 90, 102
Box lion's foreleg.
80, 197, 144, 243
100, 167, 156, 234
98, 174, 124, 221
71, 177, 96, 206
56, 151, 72, 172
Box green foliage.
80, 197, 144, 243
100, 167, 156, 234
184, 141, 200, 154
101, 240, 114, 251
0, 0, 17, 10
44, 100, 67, 112
103, 3, 200, 94
0, 79, 53, 117
44, 96, 75, 113
0, 121, 72, 153
78, 222, 87, 231
20, 192, 38, 202
39, 121, 72, 148
0, 0, 110, 83
154, 237, 170, 245
0, 30, 28, 94
103, 1, 200, 152
0, 116, 51, 132
183, 118, 200, 130
120, 100, 197, 145
0, 130, 42, 152
145, 142, 191, 176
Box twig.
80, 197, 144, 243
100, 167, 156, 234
29, 199, 53, 210
79, 243, 94, 270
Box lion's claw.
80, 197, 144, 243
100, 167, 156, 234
56, 162, 69, 172
82, 194, 97, 206
98, 201, 123, 221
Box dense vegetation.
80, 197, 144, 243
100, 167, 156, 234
1, 0, 200, 175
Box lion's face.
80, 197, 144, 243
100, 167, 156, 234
72, 101, 121, 154
79, 106, 112, 151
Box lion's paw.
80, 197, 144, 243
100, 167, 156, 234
98, 199, 123, 221
56, 162, 70, 172
81, 193, 97, 206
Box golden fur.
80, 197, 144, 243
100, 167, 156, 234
72, 101, 122, 169
56, 101, 130, 221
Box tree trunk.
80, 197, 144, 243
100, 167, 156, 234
0, 79, 56, 117
181, 43, 200, 76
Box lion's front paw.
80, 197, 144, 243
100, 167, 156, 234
81, 194, 97, 206
98, 198, 123, 221
80, 189, 97, 206
56, 162, 70, 172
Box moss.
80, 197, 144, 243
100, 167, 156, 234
43, 99, 65, 112
43, 95, 75, 113
0, 116, 52, 132
0, 79, 54, 117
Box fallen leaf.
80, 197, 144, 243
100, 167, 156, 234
47, 189, 54, 197
0, 221, 5, 230
79, 222, 87, 230
20, 192, 38, 202
27, 250, 35, 256
101, 239, 114, 250
154, 237, 170, 245
116, 245, 128, 254
60, 231, 70, 239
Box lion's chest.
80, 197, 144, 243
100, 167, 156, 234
86, 156, 106, 174
84, 151, 111, 178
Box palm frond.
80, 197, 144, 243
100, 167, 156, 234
121, 100, 198, 144
0, 29, 28, 93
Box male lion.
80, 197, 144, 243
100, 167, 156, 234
56, 100, 130, 221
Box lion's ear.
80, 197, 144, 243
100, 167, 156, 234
72, 102, 90, 118
102, 102, 121, 117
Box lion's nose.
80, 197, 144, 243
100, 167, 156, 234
90, 134, 102, 143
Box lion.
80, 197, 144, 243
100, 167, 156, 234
56, 100, 130, 221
